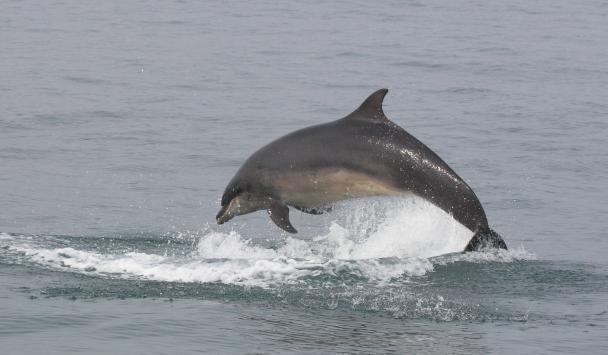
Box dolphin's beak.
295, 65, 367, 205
216, 204, 233, 225
216, 195, 261, 225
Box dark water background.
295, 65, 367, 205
1, 0, 607, 353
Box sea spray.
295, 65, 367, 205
0, 197, 531, 287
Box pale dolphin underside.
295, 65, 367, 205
216, 89, 507, 251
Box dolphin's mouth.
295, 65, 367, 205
216, 204, 232, 225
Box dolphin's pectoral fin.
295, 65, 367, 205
464, 228, 507, 252
268, 200, 297, 233
291, 204, 332, 215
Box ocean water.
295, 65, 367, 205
1, 0, 607, 353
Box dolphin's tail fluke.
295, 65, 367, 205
464, 228, 508, 252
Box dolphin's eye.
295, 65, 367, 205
221, 186, 242, 206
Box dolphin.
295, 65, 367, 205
216, 89, 507, 251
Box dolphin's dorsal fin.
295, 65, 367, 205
350, 88, 389, 121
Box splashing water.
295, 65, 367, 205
0, 196, 533, 288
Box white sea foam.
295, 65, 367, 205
0, 197, 533, 287
327, 197, 475, 259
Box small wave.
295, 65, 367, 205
1, 229, 536, 321
1, 197, 531, 288
2, 233, 434, 286
2, 232, 532, 298
434, 245, 535, 264
63, 75, 107, 85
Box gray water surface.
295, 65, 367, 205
1, 0, 607, 353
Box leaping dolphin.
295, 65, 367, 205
216, 89, 507, 251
